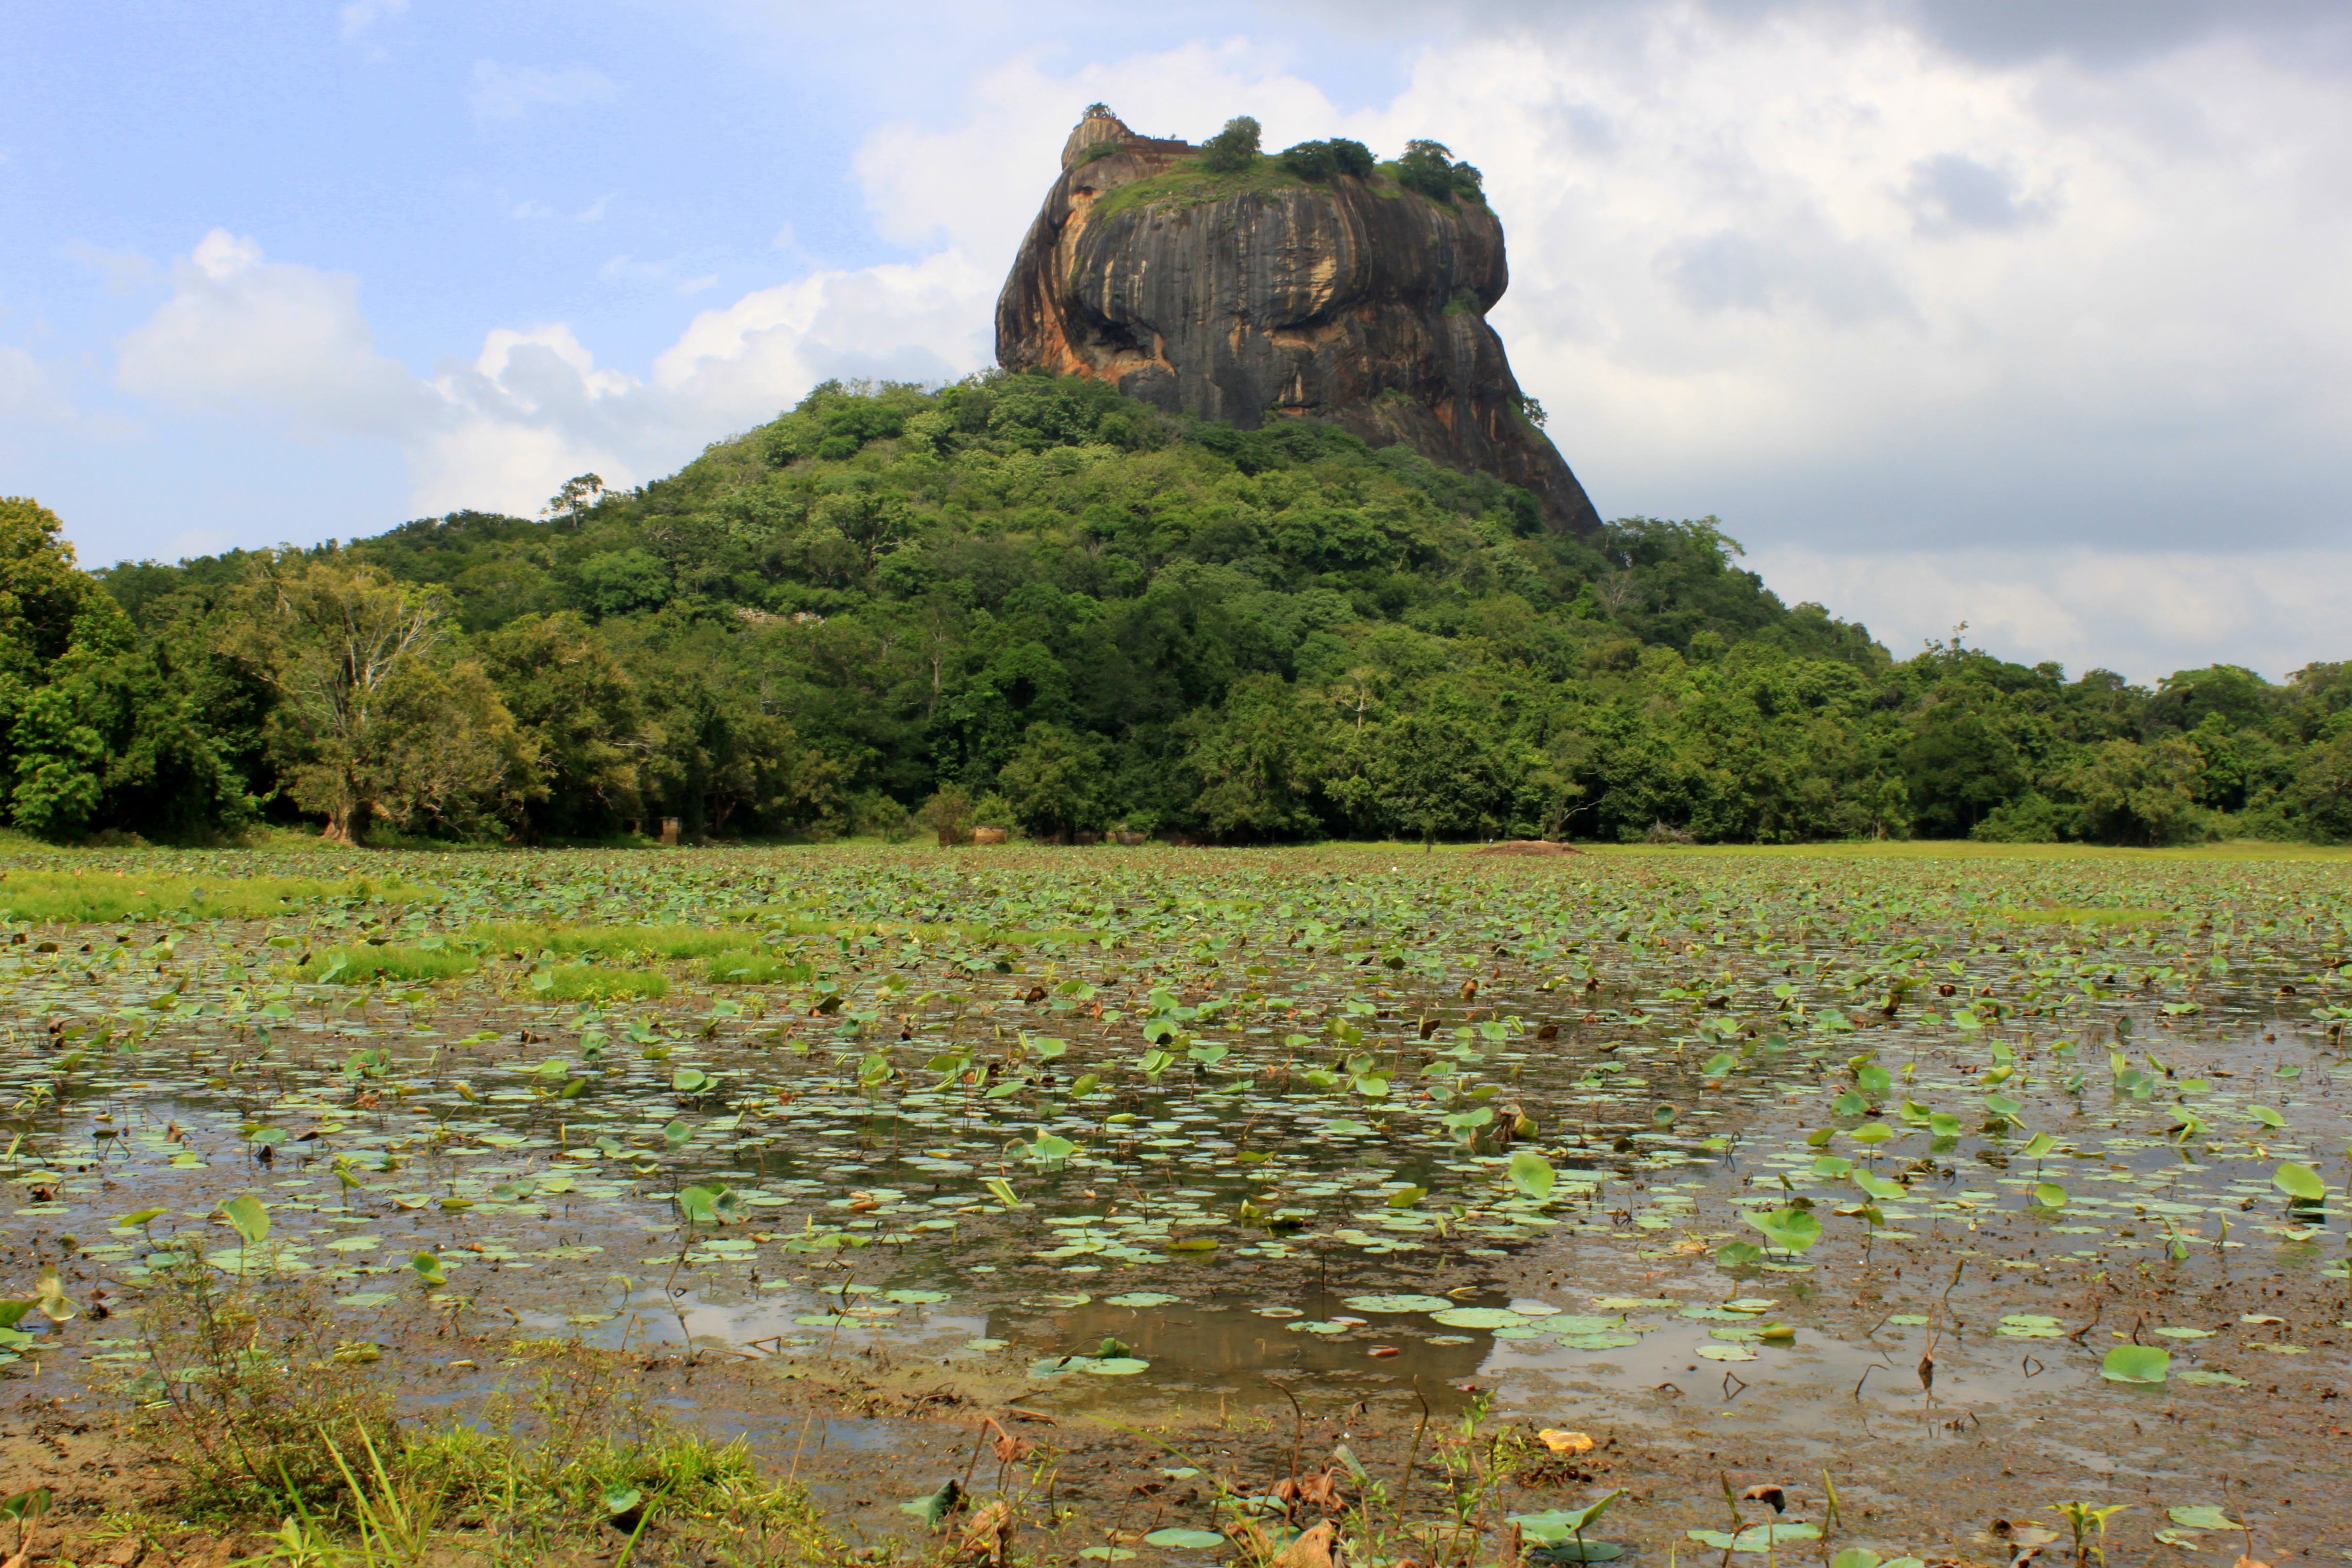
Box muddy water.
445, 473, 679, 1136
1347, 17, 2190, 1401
1, 846, 2348, 1552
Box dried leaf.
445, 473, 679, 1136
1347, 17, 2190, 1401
1269, 1522, 1340, 1568
957, 1500, 1013, 1566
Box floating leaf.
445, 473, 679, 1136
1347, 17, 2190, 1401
220, 1194, 270, 1246
1513, 1488, 1627, 1546
2272, 1163, 2326, 1203
2175, 1368, 2246, 1387
1747, 1206, 1822, 1254
1687, 1523, 1822, 1553
1509, 1150, 1557, 1201
1431, 1307, 1523, 1329
2101, 1345, 2170, 1384
1342, 1294, 1454, 1314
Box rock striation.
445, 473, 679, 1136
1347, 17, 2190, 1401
996, 108, 1602, 533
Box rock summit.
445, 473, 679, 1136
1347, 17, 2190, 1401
996, 107, 1602, 533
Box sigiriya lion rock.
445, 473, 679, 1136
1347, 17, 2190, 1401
996, 107, 1602, 534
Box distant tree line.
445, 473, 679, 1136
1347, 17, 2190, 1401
7, 374, 2347, 848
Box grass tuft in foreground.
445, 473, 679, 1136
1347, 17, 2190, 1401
123, 1268, 849, 1565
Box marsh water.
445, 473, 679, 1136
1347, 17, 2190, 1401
3, 845, 2349, 1550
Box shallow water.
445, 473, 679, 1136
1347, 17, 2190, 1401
3, 845, 2347, 1452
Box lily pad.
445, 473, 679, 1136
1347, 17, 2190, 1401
1687, 1522, 1822, 1553
1343, 1294, 1457, 1314
1143, 1529, 1226, 1549
2101, 1345, 2170, 1384
1431, 1306, 1524, 1329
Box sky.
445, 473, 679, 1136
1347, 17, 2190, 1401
3, 0, 2348, 683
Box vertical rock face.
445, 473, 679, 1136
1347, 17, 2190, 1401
996, 109, 1602, 534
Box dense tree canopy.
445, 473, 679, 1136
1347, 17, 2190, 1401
34, 375, 2352, 847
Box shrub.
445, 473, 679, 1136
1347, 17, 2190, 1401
1200, 115, 1262, 173
1276, 138, 1375, 183
918, 783, 976, 845
131, 1255, 398, 1519
1395, 138, 1485, 203
845, 788, 914, 841
1970, 793, 2077, 843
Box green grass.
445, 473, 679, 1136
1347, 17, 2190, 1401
467, 920, 753, 961
541, 964, 668, 1001
702, 951, 813, 984
1090, 154, 1321, 221
297, 945, 483, 984
0, 870, 435, 924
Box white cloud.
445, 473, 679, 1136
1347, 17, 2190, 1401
468, 61, 618, 122
851, 42, 1339, 254
114, 229, 432, 438
1349, 10, 2352, 556
394, 42, 1348, 517
573, 192, 615, 223
1750, 544, 2352, 682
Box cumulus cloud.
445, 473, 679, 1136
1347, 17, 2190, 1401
468, 61, 618, 121
404, 43, 1343, 518
1336, 7, 2352, 564
1750, 544, 2352, 683
115, 229, 433, 438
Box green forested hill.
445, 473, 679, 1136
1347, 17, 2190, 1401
17, 373, 2352, 846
